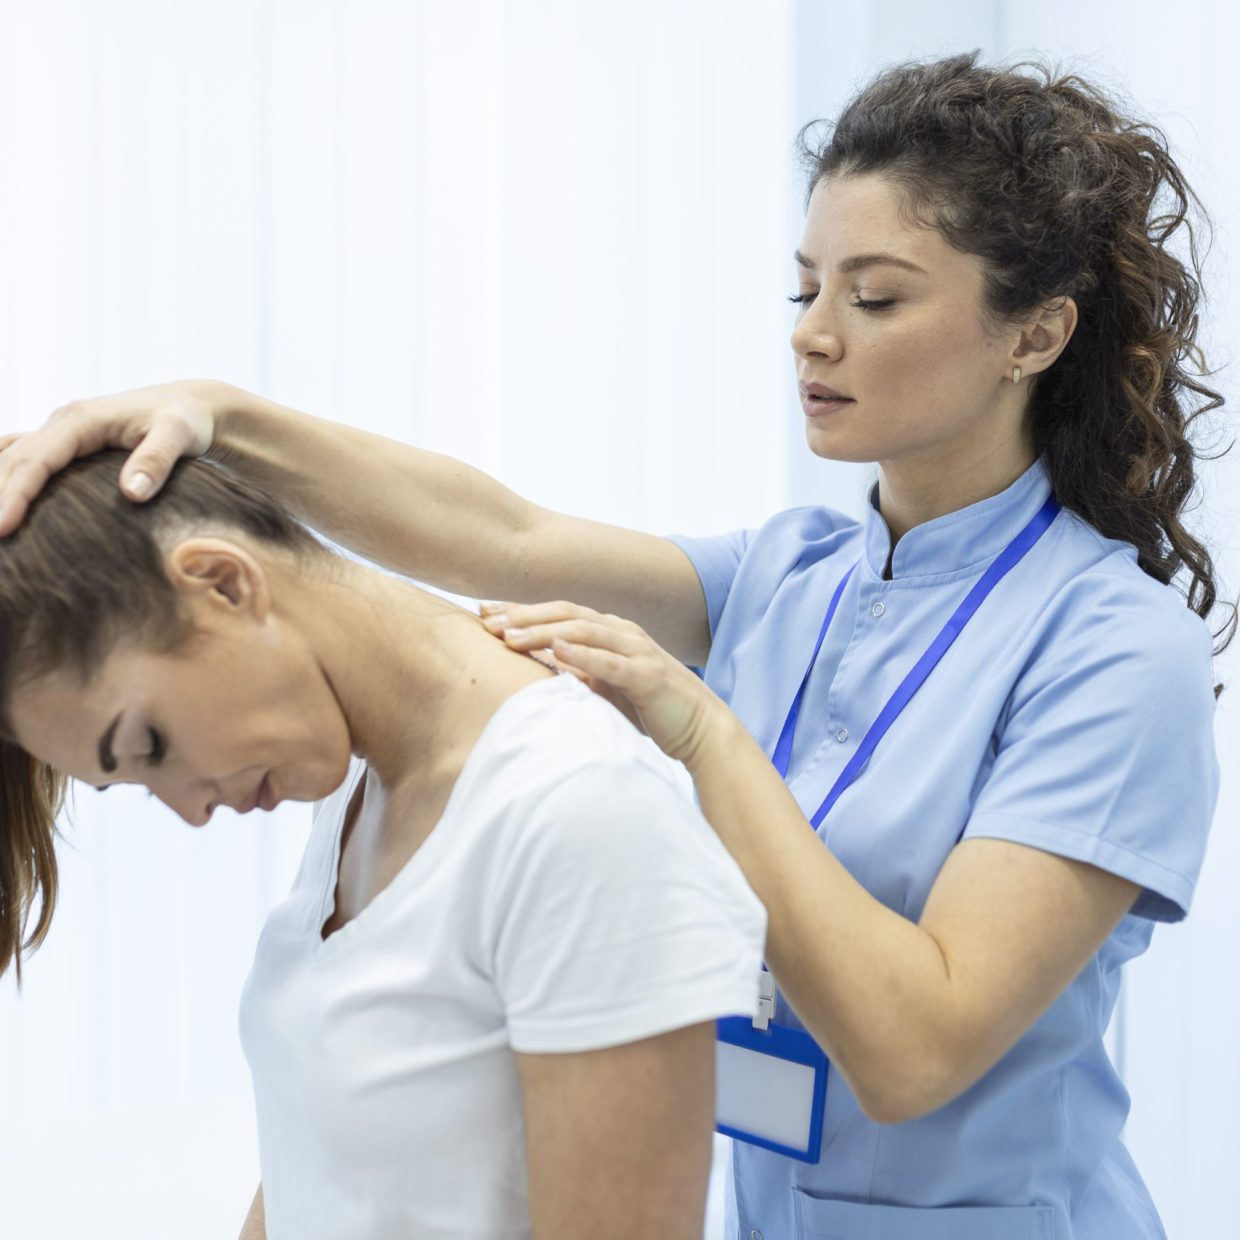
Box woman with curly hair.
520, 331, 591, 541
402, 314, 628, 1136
2, 49, 1230, 1240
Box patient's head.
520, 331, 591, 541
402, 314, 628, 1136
0, 451, 353, 982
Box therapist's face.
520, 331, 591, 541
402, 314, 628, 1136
8, 538, 353, 827
790, 173, 1021, 468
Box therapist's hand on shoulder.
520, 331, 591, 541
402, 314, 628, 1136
480, 600, 727, 766
0, 378, 222, 535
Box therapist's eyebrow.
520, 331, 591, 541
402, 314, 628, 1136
98, 711, 122, 775
794, 249, 927, 276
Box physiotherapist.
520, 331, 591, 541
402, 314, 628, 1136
0, 51, 1228, 1240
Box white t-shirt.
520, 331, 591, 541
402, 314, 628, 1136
238, 673, 767, 1240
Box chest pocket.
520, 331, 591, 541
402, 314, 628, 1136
792, 1190, 1067, 1239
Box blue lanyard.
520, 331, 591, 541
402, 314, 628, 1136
772, 494, 1062, 829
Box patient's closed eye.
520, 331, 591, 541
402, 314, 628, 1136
146, 727, 166, 766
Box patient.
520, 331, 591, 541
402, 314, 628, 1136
0, 451, 765, 1240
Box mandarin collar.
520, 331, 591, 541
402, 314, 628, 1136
862, 455, 1054, 581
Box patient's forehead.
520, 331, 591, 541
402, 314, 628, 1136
8, 651, 151, 784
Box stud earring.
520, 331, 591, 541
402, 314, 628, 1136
1012, 366, 1022, 384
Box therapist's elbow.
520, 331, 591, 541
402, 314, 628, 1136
857, 1086, 943, 1126
854, 1080, 932, 1126
850, 1047, 965, 1126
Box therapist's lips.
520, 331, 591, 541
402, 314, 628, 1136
800, 381, 854, 416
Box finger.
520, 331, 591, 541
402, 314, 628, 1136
525, 648, 575, 676
548, 637, 640, 692
0, 417, 90, 491
526, 647, 627, 712
480, 599, 603, 632
115, 421, 195, 501
0, 432, 23, 455
0, 453, 56, 536
0, 412, 125, 535
499, 617, 646, 658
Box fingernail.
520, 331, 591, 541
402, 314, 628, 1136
127, 472, 153, 500
479, 601, 508, 615
503, 627, 526, 640
482, 612, 508, 630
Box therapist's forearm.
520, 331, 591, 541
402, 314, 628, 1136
684, 714, 961, 1124
209, 383, 537, 598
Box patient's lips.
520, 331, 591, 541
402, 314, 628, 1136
258, 772, 278, 812
234, 775, 266, 815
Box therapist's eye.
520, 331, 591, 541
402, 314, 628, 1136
787, 291, 897, 312
849, 297, 896, 312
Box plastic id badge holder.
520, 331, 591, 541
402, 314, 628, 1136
716, 973, 827, 1164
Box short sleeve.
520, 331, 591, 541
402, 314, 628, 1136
665, 529, 755, 640
964, 588, 1220, 922
489, 763, 766, 1053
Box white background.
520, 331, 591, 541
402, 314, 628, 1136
0, 3, 1235, 1237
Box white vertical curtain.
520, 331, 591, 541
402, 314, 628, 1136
0, 3, 1235, 1237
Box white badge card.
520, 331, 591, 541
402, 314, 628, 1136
715, 1015, 828, 1164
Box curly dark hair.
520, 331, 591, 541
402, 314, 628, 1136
799, 50, 1235, 695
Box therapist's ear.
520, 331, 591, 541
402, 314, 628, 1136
165, 537, 272, 622
1009, 296, 1078, 382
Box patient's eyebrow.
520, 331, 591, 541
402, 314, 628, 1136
98, 711, 122, 775
794, 249, 927, 275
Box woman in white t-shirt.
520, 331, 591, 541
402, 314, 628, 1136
0, 450, 766, 1240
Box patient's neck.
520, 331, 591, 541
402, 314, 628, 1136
310, 566, 551, 797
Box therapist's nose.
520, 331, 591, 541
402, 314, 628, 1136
791, 297, 844, 364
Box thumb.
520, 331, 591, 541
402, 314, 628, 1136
118, 425, 191, 501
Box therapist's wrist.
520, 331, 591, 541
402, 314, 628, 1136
681, 701, 749, 782
205, 382, 304, 491
207, 380, 267, 452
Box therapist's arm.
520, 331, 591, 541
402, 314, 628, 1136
516, 1023, 715, 1240
0, 380, 712, 664
684, 712, 1140, 1125
237, 1183, 265, 1240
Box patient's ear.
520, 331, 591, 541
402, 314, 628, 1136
166, 537, 271, 621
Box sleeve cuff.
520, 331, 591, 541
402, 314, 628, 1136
964, 812, 1194, 922
664, 533, 735, 641
508, 953, 764, 1054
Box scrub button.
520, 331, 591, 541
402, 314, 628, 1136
836, 727, 849, 743
871, 600, 886, 617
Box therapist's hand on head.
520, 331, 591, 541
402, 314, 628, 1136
0, 378, 220, 536
481, 600, 728, 767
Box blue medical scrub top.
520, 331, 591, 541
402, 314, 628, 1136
667, 456, 1219, 1240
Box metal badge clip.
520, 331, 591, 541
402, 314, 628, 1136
754, 970, 776, 1031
